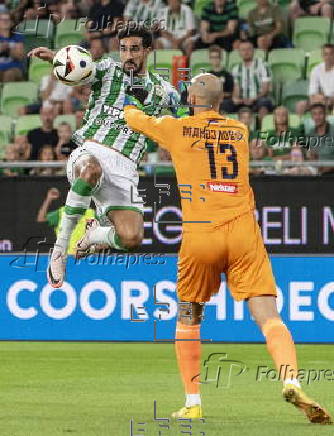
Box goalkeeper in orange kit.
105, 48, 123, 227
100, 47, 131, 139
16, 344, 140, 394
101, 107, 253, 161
83, 73, 332, 423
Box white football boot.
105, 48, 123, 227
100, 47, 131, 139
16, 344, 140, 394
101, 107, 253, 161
47, 245, 67, 288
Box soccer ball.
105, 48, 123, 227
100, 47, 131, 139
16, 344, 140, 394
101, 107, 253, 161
53, 45, 95, 86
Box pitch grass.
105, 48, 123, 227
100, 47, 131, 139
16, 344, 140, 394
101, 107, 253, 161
0, 343, 333, 436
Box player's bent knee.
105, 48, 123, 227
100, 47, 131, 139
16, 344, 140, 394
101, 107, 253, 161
79, 161, 102, 186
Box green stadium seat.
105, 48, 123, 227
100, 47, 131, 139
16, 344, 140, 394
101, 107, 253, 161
0, 115, 13, 145
148, 49, 183, 82
227, 49, 265, 71
1, 82, 38, 118
28, 57, 53, 83
194, 0, 211, 16
268, 49, 305, 82
190, 49, 227, 77
54, 114, 76, 131
282, 80, 309, 112
15, 19, 55, 53
55, 19, 86, 48
237, 0, 256, 19
261, 113, 301, 131
15, 115, 41, 136
306, 49, 322, 78
293, 17, 330, 51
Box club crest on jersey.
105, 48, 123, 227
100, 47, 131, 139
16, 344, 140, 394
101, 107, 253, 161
207, 182, 238, 193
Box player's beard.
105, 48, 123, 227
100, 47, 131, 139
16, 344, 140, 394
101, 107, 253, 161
123, 60, 144, 76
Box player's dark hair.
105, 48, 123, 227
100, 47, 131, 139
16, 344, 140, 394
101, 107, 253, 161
310, 103, 326, 113
117, 24, 153, 48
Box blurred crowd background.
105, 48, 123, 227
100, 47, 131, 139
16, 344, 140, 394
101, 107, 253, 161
1, 0, 334, 176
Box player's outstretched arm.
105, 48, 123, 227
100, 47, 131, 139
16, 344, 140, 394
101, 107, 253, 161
27, 47, 54, 63
124, 101, 175, 151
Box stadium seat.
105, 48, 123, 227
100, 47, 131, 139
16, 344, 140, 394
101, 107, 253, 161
268, 49, 305, 82
190, 49, 227, 77
28, 57, 53, 83
293, 17, 330, 52
282, 80, 309, 112
15, 19, 55, 53
15, 115, 41, 136
237, 0, 257, 20
54, 114, 76, 131
306, 49, 322, 78
148, 49, 183, 81
227, 49, 265, 71
261, 113, 301, 131
0, 115, 13, 145
55, 19, 86, 48
194, 0, 211, 16
1, 82, 38, 118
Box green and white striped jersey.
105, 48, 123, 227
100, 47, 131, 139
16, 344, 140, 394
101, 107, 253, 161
72, 56, 180, 163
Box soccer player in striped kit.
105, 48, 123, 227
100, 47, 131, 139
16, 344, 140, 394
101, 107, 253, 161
28, 25, 180, 287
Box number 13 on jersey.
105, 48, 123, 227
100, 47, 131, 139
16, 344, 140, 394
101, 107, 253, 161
205, 142, 239, 180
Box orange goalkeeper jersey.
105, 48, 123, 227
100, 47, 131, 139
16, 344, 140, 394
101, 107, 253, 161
124, 107, 255, 230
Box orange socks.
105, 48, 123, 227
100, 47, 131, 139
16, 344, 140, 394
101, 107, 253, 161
262, 317, 298, 381
175, 321, 201, 399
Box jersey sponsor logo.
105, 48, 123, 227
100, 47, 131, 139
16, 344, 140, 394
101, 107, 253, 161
207, 181, 238, 193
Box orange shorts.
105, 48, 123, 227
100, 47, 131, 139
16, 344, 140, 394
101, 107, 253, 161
177, 212, 277, 302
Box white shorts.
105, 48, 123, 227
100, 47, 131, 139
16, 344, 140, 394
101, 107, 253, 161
66, 141, 144, 219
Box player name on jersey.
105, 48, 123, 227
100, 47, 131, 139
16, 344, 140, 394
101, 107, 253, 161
182, 126, 243, 141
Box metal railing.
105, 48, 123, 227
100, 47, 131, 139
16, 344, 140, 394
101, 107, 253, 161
0, 160, 334, 169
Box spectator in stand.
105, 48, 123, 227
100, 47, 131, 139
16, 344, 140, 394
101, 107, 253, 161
309, 44, 334, 109
30, 145, 57, 176
238, 107, 256, 139
124, 0, 162, 30
13, 135, 31, 160
55, 122, 76, 161
289, 0, 333, 20
248, 0, 287, 51
283, 145, 317, 175
188, 0, 238, 54
0, 144, 24, 176
86, 0, 124, 51
63, 84, 91, 114
27, 106, 58, 160
18, 74, 72, 115
21, 0, 50, 20
156, 0, 196, 54
0, 11, 24, 82
232, 40, 273, 118
89, 37, 105, 61
206, 45, 234, 113
307, 103, 334, 173
261, 106, 304, 159
249, 137, 273, 174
